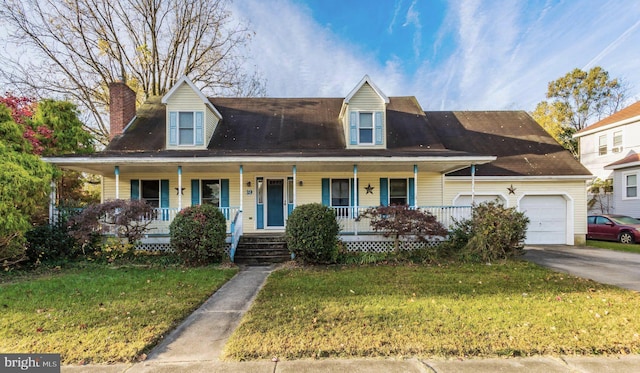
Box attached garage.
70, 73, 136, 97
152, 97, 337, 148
519, 195, 568, 244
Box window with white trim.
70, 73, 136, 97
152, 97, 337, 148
178, 112, 195, 145
598, 134, 607, 156
624, 172, 638, 199
201, 179, 220, 206
613, 130, 623, 152
389, 179, 408, 205
358, 112, 373, 144
141, 180, 160, 208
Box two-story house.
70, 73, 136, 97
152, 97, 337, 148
46, 75, 591, 257
574, 101, 640, 217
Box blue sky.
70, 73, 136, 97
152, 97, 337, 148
231, 0, 640, 112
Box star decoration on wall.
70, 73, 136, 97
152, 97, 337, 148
507, 184, 516, 195
365, 183, 374, 194
175, 187, 185, 195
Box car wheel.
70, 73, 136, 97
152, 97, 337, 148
619, 232, 634, 244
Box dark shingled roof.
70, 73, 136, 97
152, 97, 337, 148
101, 96, 590, 177
425, 111, 591, 177
104, 96, 468, 157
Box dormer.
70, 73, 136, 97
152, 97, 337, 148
340, 75, 389, 149
161, 76, 222, 149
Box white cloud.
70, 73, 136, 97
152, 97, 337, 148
232, 0, 640, 111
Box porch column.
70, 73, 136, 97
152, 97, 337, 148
239, 165, 244, 211
471, 164, 476, 204
292, 165, 297, 207
353, 164, 358, 236
49, 180, 56, 224
413, 164, 418, 209
114, 166, 120, 199
177, 166, 183, 210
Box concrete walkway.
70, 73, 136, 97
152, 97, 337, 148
523, 245, 640, 291
61, 250, 640, 372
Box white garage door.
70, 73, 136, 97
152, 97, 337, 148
454, 195, 506, 206
520, 195, 567, 244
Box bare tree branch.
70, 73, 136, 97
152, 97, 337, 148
0, 0, 265, 144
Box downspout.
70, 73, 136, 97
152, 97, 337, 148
177, 166, 182, 210
115, 166, 120, 199
471, 164, 476, 204
413, 164, 418, 209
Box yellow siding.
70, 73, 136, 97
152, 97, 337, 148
349, 83, 386, 111
444, 179, 588, 239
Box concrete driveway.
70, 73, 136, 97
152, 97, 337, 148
524, 245, 640, 291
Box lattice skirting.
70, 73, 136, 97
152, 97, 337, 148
135, 240, 231, 255
342, 235, 446, 253
134, 235, 443, 255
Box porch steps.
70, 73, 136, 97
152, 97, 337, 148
233, 233, 290, 265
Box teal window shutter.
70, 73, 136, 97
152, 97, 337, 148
408, 178, 415, 207
374, 111, 383, 145
130, 180, 139, 200
169, 112, 177, 146
380, 178, 389, 206
321, 178, 330, 206
221, 179, 230, 219
349, 112, 357, 145
195, 111, 204, 145
160, 179, 169, 221
221, 179, 230, 207
191, 179, 200, 205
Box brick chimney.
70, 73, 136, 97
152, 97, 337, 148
109, 81, 137, 140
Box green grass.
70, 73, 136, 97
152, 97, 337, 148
0, 263, 238, 364
224, 261, 640, 360
587, 239, 640, 254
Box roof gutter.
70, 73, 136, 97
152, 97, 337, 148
574, 114, 640, 138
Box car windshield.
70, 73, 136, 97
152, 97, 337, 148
610, 216, 640, 225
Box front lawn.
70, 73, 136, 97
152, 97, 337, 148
587, 239, 640, 254
224, 261, 640, 360
0, 263, 237, 364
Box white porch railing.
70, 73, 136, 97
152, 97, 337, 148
331, 205, 473, 234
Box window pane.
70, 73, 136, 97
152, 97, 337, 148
287, 179, 294, 203
141, 180, 160, 208
331, 179, 349, 206
627, 175, 637, 198
202, 180, 220, 206
359, 112, 373, 128
179, 112, 194, 145
257, 178, 264, 204
359, 128, 373, 143
598, 134, 607, 155
390, 179, 407, 205
613, 131, 622, 147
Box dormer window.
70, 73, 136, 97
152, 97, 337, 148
359, 112, 374, 144
169, 111, 204, 146
349, 111, 384, 146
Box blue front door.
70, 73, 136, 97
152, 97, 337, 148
267, 179, 284, 227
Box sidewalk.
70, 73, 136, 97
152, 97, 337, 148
61, 262, 640, 372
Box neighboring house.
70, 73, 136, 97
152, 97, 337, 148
45, 75, 591, 256
574, 101, 640, 216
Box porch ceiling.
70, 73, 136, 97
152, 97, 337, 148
45, 156, 495, 176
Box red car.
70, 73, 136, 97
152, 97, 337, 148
587, 214, 640, 244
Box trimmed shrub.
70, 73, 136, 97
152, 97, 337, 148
169, 204, 227, 266
286, 203, 340, 264
25, 222, 79, 264
444, 201, 529, 262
